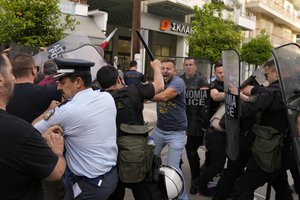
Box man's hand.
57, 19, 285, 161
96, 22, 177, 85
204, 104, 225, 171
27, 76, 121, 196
151, 59, 162, 69
48, 100, 60, 110
43, 125, 64, 157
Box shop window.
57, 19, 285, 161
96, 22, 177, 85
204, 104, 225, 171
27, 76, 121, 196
155, 45, 170, 57
118, 37, 131, 53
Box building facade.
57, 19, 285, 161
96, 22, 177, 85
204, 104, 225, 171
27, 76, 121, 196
61, 0, 300, 78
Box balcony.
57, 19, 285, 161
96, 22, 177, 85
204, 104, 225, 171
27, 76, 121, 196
245, 0, 300, 32
235, 12, 256, 30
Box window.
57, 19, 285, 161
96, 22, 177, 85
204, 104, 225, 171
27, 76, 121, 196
155, 45, 170, 57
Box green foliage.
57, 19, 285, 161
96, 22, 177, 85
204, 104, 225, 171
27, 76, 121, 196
0, 0, 78, 47
187, 3, 244, 63
240, 30, 273, 66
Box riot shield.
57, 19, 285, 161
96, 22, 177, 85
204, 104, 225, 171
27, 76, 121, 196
272, 43, 300, 173
33, 32, 107, 82
222, 49, 240, 161
176, 57, 212, 136
63, 44, 108, 82
33, 32, 92, 67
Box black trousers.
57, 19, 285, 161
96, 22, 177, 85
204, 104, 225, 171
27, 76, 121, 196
108, 179, 161, 200
196, 128, 226, 187
214, 133, 254, 200
232, 158, 293, 200
185, 116, 207, 181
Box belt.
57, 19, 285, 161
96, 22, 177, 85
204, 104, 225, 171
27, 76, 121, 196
74, 165, 116, 187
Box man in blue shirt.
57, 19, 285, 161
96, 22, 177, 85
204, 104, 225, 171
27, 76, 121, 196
152, 58, 189, 200
124, 60, 146, 85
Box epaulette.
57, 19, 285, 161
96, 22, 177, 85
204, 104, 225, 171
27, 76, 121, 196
58, 99, 70, 108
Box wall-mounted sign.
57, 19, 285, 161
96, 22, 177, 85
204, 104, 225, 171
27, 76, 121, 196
160, 19, 193, 34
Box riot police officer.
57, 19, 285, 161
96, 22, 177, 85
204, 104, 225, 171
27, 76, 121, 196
232, 59, 293, 200
179, 57, 209, 194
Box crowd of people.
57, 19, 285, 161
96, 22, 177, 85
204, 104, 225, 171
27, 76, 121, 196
0, 45, 299, 200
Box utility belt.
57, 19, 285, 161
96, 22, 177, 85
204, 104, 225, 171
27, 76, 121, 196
72, 165, 116, 187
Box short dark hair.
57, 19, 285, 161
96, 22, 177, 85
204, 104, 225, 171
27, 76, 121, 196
97, 65, 119, 89
12, 53, 35, 78
214, 60, 223, 70
43, 59, 57, 75
263, 58, 275, 70
184, 57, 198, 66
130, 60, 137, 67
161, 58, 176, 68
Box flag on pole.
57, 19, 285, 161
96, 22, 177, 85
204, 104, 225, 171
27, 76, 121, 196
100, 28, 118, 49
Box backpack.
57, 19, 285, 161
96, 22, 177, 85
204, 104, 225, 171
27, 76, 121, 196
251, 123, 284, 173
110, 88, 154, 183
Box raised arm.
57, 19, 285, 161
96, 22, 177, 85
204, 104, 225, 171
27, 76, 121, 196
150, 59, 165, 95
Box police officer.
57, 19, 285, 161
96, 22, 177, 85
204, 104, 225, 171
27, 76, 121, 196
33, 58, 118, 200
179, 57, 208, 194
191, 60, 226, 196
97, 59, 164, 200
232, 59, 293, 200
213, 84, 264, 200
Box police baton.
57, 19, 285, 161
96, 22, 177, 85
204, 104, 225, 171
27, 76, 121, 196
136, 29, 155, 61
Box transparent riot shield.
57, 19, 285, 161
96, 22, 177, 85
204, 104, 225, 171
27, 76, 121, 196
63, 44, 108, 82
272, 43, 300, 173
222, 49, 240, 161
174, 57, 212, 136
33, 32, 107, 82
33, 32, 92, 67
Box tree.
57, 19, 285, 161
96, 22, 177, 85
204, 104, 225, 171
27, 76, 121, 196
0, 0, 78, 47
187, 3, 244, 63
240, 30, 273, 67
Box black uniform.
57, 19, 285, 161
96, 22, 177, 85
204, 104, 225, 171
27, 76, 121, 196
213, 85, 265, 200
232, 81, 293, 200
192, 79, 226, 196
180, 73, 208, 183
108, 82, 162, 200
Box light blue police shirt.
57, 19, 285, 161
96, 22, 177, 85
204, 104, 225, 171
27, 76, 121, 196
34, 88, 118, 178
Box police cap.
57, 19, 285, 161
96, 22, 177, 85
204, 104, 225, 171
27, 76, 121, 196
54, 58, 95, 79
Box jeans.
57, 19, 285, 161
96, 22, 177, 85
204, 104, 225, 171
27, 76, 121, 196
153, 127, 189, 200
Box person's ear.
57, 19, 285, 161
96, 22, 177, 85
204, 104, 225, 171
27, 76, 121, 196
75, 77, 83, 88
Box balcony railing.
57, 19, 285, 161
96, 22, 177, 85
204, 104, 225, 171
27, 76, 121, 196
245, 0, 300, 24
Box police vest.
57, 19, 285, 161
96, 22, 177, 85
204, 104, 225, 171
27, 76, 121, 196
109, 88, 142, 135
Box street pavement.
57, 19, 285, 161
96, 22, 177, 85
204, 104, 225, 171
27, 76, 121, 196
123, 101, 298, 200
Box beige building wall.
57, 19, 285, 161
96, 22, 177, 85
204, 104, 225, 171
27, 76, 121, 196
244, 0, 300, 46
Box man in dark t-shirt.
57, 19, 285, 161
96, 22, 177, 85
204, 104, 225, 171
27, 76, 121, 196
124, 60, 147, 85
97, 59, 164, 200
6, 53, 61, 123
0, 52, 66, 200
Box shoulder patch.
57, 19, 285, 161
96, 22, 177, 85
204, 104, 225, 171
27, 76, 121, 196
44, 109, 55, 121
